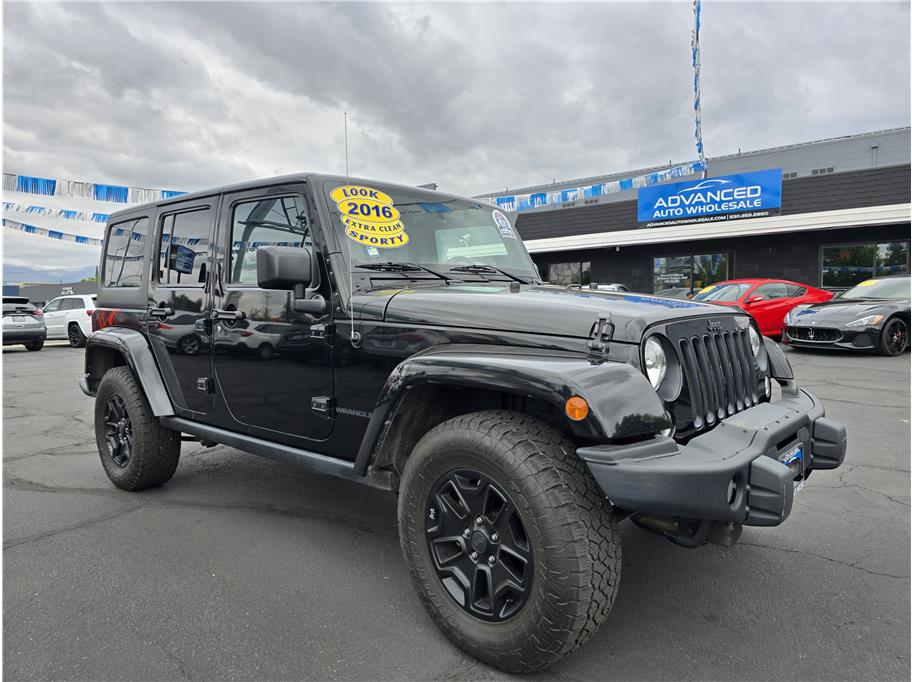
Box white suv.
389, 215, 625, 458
42, 294, 96, 347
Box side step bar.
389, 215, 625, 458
160, 417, 394, 491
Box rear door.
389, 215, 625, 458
210, 184, 335, 443
146, 200, 216, 416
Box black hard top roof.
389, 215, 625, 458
107, 173, 470, 222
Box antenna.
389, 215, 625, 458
342, 111, 361, 348
344, 111, 350, 178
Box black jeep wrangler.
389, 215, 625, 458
81, 174, 846, 672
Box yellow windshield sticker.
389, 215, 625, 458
699, 285, 715, 293
332, 185, 408, 248
856, 279, 878, 286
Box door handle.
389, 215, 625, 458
210, 308, 246, 321
147, 306, 173, 318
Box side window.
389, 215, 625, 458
103, 217, 149, 288
228, 196, 310, 285
43, 298, 62, 313
754, 283, 788, 299
61, 298, 83, 311
784, 284, 806, 297
158, 208, 212, 287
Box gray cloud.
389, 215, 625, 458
3, 1, 909, 273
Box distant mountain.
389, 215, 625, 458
2, 264, 98, 284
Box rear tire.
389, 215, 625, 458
94, 367, 180, 491
398, 410, 621, 673
68, 323, 87, 348
24, 340, 44, 351
879, 317, 908, 356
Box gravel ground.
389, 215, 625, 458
3, 340, 909, 680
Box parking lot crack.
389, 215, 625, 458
739, 541, 908, 580
3, 505, 142, 550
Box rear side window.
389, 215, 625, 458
158, 208, 212, 287
784, 284, 806, 297
61, 298, 84, 310
103, 217, 149, 288
754, 283, 790, 299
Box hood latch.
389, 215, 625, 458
587, 314, 614, 364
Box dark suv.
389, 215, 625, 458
80, 174, 846, 673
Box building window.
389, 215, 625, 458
811, 167, 835, 176
547, 262, 591, 286
103, 217, 148, 288
653, 253, 730, 294
821, 241, 909, 288
783, 171, 798, 179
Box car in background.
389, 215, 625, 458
592, 283, 630, 292
654, 287, 693, 300
692, 278, 832, 337
2, 297, 47, 351
783, 275, 910, 356
43, 294, 96, 347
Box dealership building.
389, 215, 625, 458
479, 127, 910, 293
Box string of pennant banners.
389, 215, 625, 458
486, 159, 707, 213
2, 171, 187, 247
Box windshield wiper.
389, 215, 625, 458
448, 264, 532, 284
355, 262, 461, 283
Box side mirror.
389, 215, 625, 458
746, 295, 765, 304
256, 246, 328, 314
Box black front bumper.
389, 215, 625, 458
784, 325, 878, 351
577, 385, 846, 527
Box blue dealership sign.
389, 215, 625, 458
638, 168, 782, 226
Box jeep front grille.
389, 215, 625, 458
678, 328, 759, 433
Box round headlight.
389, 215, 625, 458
748, 325, 762, 358
644, 336, 667, 388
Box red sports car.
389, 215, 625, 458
692, 278, 833, 337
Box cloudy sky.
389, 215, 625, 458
2, 1, 910, 275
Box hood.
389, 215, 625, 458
793, 298, 909, 324
365, 283, 742, 343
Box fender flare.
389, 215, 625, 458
83, 327, 174, 416
763, 336, 793, 379
353, 344, 669, 475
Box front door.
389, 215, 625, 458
42, 297, 64, 338
146, 201, 216, 416
210, 185, 334, 443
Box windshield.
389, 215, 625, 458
841, 278, 911, 300
323, 181, 539, 280
693, 283, 750, 302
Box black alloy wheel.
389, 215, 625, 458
426, 468, 532, 622
68, 324, 86, 348
103, 394, 133, 467
881, 318, 908, 356
179, 335, 201, 355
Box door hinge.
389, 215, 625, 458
311, 396, 335, 417
587, 314, 614, 364
196, 377, 214, 393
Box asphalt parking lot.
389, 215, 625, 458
3, 341, 910, 681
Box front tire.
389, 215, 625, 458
879, 317, 908, 356
24, 340, 44, 351
398, 410, 621, 673
94, 367, 181, 491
